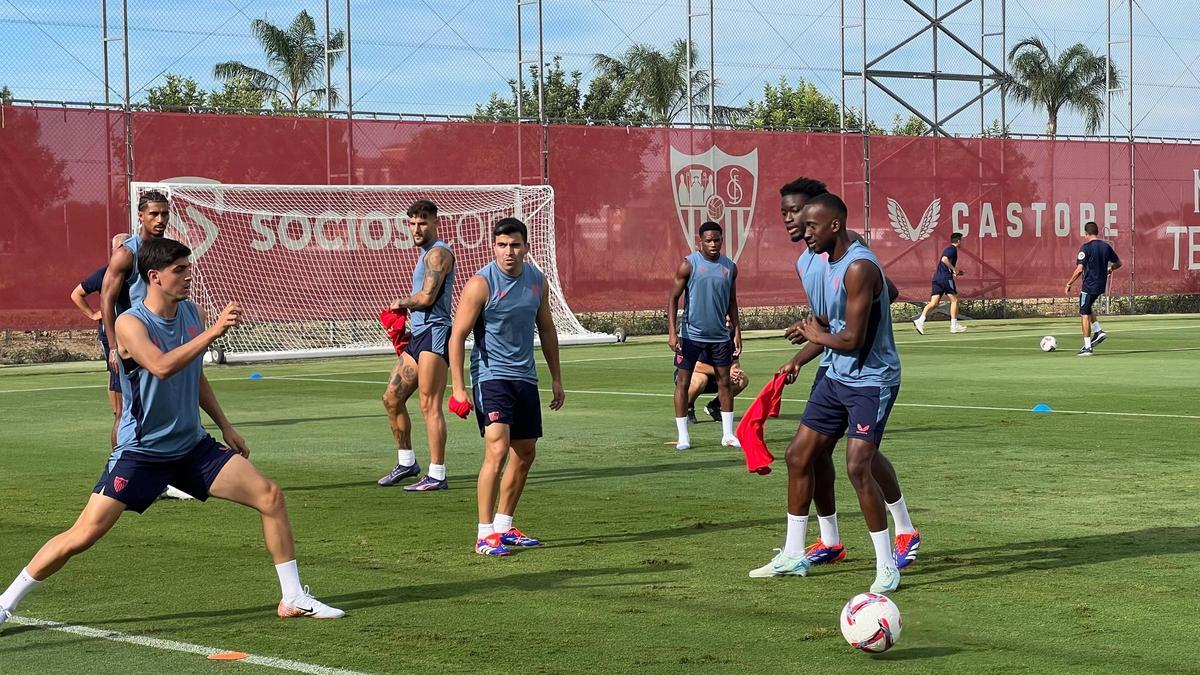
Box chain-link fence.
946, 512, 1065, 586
3, 1, 1199, 138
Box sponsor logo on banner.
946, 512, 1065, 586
669, 146, 758, 262
882, 196, 1121, 240
1165, 167, 1200, 270
886, 197, 942, 242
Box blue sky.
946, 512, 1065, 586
2, 0, 1199, 137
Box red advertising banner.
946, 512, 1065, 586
2, 106, 1198, 329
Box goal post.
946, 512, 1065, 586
130, 181, 613, 362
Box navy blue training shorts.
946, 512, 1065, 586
674, 337, 733, 372
801, 376, 900, 447
474, 379, 542, 440
93, 435, 237, 513
404, 325, 450, 363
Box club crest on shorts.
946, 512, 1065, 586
113, 476, 128, 492
670, 145, 758, 263
488, 411, 500, 422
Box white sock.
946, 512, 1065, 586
477, 523, 494, 540
720, 411, 734, 437
675, 417, 690, 445
782, 513, 809, 558
1092, 320, 1103, 332
869, 529, 893, 570
397, 448, 415, 466
817, 513, 841, 546
493, 513, 513, 533
1084, 336, 1092, 348
428, 464, 446, 481
0, 568, 42, 612
274, 560, 304, 604
886, 496, 915, 535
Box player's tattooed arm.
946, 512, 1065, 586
666, 258, 692, 353
391, 247, 454, 311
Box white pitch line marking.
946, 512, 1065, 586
256, 378, 1200, 421
8, 615, 368, 675
0, 322, 1194, 394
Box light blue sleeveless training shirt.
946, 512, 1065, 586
470, 261, 545, 385
111, 300, 206, 462
119, 236, 148, 314
408, 239, 455, 335
680, 250, 734, 343
796, 248, 833, 368
822, 242, 901, 388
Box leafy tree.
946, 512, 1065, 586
742, 78, 882, 132
1, 85, 12, 104
890, 114, 930, 136
592, 40, 744, 124
208, 75, 266, 112
980, 118, 1012, 139
744, 77, 841, 130
1001, 38, 1119, 137
145, 74, 207, 109
213, 10, 343, 111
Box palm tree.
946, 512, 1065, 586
592, 39, 745, 125
1001, 38, 1120, 137
213, 10, 344, 111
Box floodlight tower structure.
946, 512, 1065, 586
840, 0, 1007, 231
686, 0, 716, 126
516, 0, 548, 184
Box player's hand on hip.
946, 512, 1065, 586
90, 310, 102, 321
783, 321, 807, 345
549, 380, 566, 410
223, 428, 250, 457
956, 269, 965, 277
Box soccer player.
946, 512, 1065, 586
667, 221, 742, 450
768, 179, 919, 571
1065, 221, 1122, 356
377, 200, 456, 491
912, 232, 966, 334
101, 190, 169, 376
750, 193, 904, 594
448, 217, 565, 557
70, 233, 131, 446
677, 358, 749, 424
0, 238, 343, 629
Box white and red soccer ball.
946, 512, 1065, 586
840, 592, 902, 653
1040, 335, 1058, 352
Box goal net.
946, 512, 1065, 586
130, 182, 612, 362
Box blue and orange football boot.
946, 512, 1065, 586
894, 530, 921, 569
804, 538, 847, 566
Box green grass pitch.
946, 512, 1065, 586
0, 315, 1197, 673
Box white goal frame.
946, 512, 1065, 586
131, 181, 613, 363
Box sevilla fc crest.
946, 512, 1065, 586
113, 476, 128, 492
670, 146, 758, 262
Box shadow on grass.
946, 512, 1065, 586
552, 517, 780, 548
237, 413, 383, 428
528, 457, 741, 485
902, 525, 1200, 589
0, 563, 691, 643
874, 646, 964, 660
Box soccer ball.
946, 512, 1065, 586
1040, 336, 1057, 352
840, 592, 902, 653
